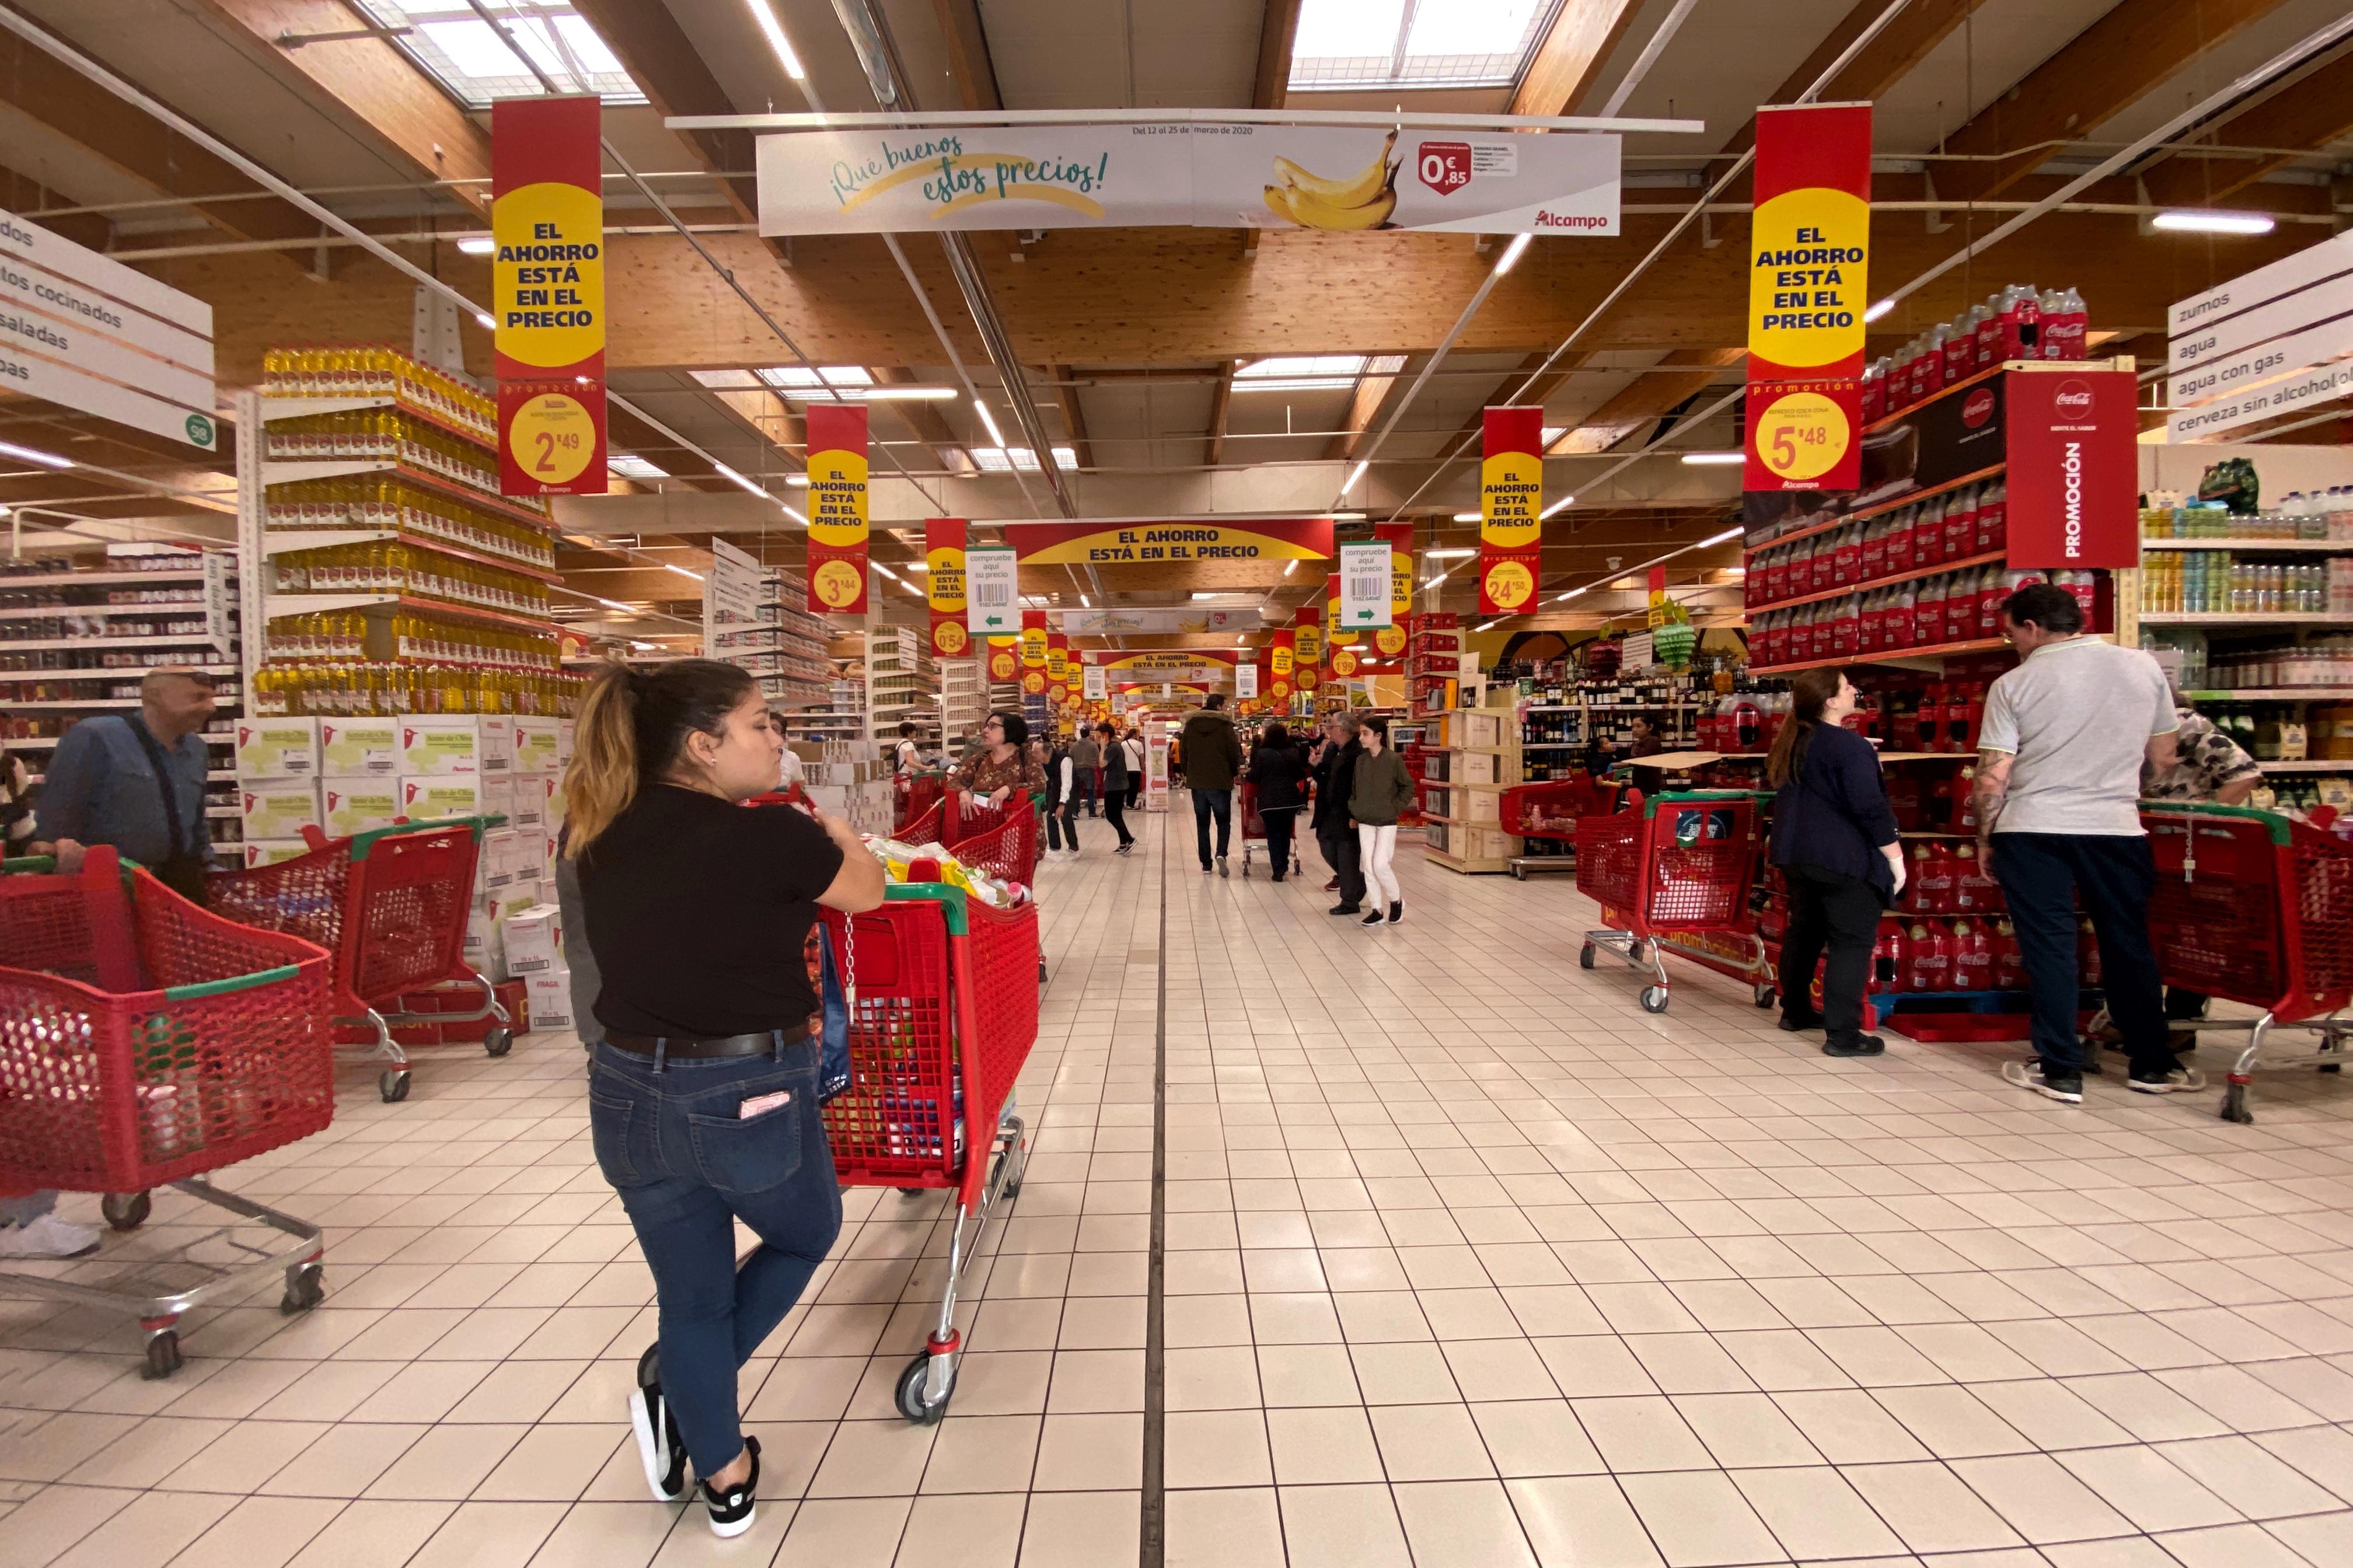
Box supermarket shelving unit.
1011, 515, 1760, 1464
865, 626, 938, 748
940, 658, 987, 750
1420, 703, 1523, 873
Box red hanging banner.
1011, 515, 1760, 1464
1479, 407, 1543, 614
1269, 629, 1295, 701
805, 404, 870, 613
492, 95, 608, 496
1020, 609, 1048, 696
1293, 604, 1323, 693
987, 639, 1018, 683
1324, 570, 1356, 647
1744, 103, 1870, 494
1374, 521, 1413, 657
926, 518, 969, 658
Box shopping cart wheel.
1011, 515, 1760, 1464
281, 1262, 326, 1315
142, 1329, 181, 1380
1640, 986, 1670, 1015
895, 1351, 953, 1425
483, 1028, 513, 1059
2319, 1029, 2344, 1074
2220, 1082, 2254, 1125
380, 1070, 411, 1103
1579, 944, 1597, 970
102, 1191, 152, 1232
1752, 984, 1776, 1010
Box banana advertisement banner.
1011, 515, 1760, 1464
926, 517, 968, 658
1479, 407, 1544, 615
492, 95, 606, 496
757, 124, 1618, 237
805, 404, 869, 613
1744, 103, 1869, 494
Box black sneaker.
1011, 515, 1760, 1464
629, 1345, 690, 1502
1329, 903, 1359, 916
1387, 902, 1403, 924
2003, 1060, 2084, 1104
1360, 910, 1384, 927
1778, 1011, 1826, 1032
1823, 1034, 1885, 1057
2128, 1064, 2206, 1094
703, 1434, 760, 1538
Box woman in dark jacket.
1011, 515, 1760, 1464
1766, 667, 1906, 1058
1244, 721, 1310, 881
1095, 721, 1134, 854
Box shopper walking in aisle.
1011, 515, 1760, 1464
950, 710, 1046, 808
1244, 721, 1309, 882
1180, 693, 1244, 876
1764, 668, 1905, 1057
1042, 731, 1080, 855
0, 731, 94, 1262
893, 720, 920, 774
1097, 721, 1135, 853
1975, 584, 2181, 1103
1350, 714, 1415, 927
1312, 715, 1366, 913
568, 659, 885, 1538
1, 739, 34, 857
2137, 686, 2260, 1059
1068, 726, 1100, 818
1122, 727, 1145, 809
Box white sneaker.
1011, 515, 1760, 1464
0, 1214, 102, 1259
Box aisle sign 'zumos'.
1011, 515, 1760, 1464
1479, 407, 1544, 614
1743, 103, 1870, 493
805, 405, 870, 613
491, 95, 607, 495
926, 518, 969, 657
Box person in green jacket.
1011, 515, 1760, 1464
1348, 714, 1415, 927
1178, 695, 1245, 876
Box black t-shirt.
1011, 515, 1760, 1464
579, 784, 846, 1039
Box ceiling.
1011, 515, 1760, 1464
2, 0, 2349, 649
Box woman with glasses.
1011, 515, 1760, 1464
949, 710, 1046, 808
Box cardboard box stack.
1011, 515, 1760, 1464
795, 738, 895, 836
236, 717, 322, 865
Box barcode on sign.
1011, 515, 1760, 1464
1347, 576, 1384, 602
973, 577, 1011, 606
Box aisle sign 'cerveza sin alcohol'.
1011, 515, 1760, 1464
1479, 407, 1543, 614
0, 207, 218, 448
805, 405, 870, 613
1743, 103, 1870, 494
492, 95, 608, 495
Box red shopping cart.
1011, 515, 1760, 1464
819, 879, 1039, 1424
896, 771, 948, 840
207, 816, 511, 1103
1499, 772, 1614, 879
938, 788, 1041, 887
1576, 790, 1768, 1013
1237, 781, 1304, 878
0, 848, 336, 1375
2141, 801, 2353, 1124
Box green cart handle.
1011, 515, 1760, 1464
2138, 798, 2294, 846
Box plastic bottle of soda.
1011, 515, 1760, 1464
1921, 497, 1951, 566
1950, 572, 1982, 644
1833, 523, 1863, 584
1884, 506, 1915, 575
1908, 919, 1952, 989
1872, 921, 1904, 993
2077, 916, 2101, 987
1974, 292, 2005, 368
1888, 582, 1916, 649
2059, 288, 2090, 359
1944, 493, 1975, 563
1860, 359, 1886, 424
1860, 517, 1888, 582
1918, 843, 1957, 912
1951, 843, 1985, 911
1915, 574, 1947, 651
1952, 918, 1992, 990
1978, 478, 2008, 553
2055, 569, 2098, 627
1943, 315, 1974, 385
1833, 594, 1860, 657
1991, 919, 2024, 990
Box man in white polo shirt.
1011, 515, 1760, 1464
1973, 584, 2180, 1104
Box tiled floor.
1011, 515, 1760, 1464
8, 806, 2353, 1567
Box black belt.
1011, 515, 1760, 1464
603, 1025, 812, 1060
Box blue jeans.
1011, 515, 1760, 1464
0, 1193, 55, 1225
1070, 771, 1096, 816
1192, 787, 1231, 867
1990, 832, 2170, 1081
588, 1038, 842, 1476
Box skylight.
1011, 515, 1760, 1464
1290, 0, 1554, 92
973, 446, 1080, 472
607, 455, 668, 480
355, 3, 645, 108
689, 371, 762, 390
1235, 355, 1374, 392
754, 366, 876, 400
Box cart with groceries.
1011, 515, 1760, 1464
2140, 801, 2353, 1124
206, 816, 512, 1103
1236, 781, 1303, 879
0, 848, 337, 1377
1576, 789, 1772, 1013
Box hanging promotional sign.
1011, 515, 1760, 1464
1101, 650, 1238, 685
492, 95, 608, 495
925, 517, 969, 658
1375, 521, 1413, 655
1479, 407, 1544, 614
2006, 369, 2138, 569
1293, 609, 1322, 676
1010, 516, 1333, 565
757, 124, 1619, 238
1020, 609, 1049, 669
1743, 102, 1869, 494
966, 544, 1018, 637
1083, 663, 1106, 700
1336, 541, 1392, 633
1324, 571, 1355, 645
804, 404, 870, 612
1046, 634, 1070, 687
1235, 661, 1259, 700
1331, 647, 1359, 678
1055, 606, 1259, 635
987, 638, 1019, 682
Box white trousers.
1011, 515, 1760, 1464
1358, 822, 1400, 908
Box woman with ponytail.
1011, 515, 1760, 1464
1764, 667, 1905, 1058
565, 659, 884, 1538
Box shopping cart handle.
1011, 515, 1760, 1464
906, 857, 943, 883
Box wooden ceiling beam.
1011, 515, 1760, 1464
1204, 363, 1234, 467
1550, 347, 1747, 453
933, 0, 1004, 110
2139, 44, 2353, 210
1722, 0, 1990, 160
1930, 0, 2298, 205
187, 0, 493, 214
1510, 0, 1644, 117
0, 165, 108, 249
875, 368, 969, 466
1252, 0, 1303, 110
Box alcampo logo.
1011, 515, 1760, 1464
1534, 210, 1607, 229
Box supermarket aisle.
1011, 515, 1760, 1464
6, 820, 2353, 1567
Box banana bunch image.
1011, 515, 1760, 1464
1263, 130, 1399, 231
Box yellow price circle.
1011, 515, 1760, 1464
1023, 672, 1046, 694
505, 392, 596, 485
1375, 626, 1406, 656
989, 649, 1017, 679
811, 558, 864, 609
1754, 389, 1852, 484
1331, 649, 1358, 676
934, 621, 969, 655
1482, 557, 1536, 612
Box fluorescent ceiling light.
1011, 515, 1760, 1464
474, 312, 495, 330
606, 455, 668, 480
1701, 526, 1743, 547
972, 446, 1078, 472
1475, 619, 1499, 632
1724, 566, 1747, 577
742, 0, 807, 78
1290, 0, 1552, 92
973, 398, 1008, 448
596, 597, 634, 612
456, 236, 494, 256
906, 561, 928, 571
1555, 587, 1586, 602
2153, 210, 2274, 235
1235, 354, 1374, 392
862, 386, 958, 400
1191, 592, 1221, 601
1451, 512, 1481, 523
1080, 595, 1091, 607
1426, 547, 1475, 559
1864, 298, 1895, 323
1680, 452, 1745, 466
1422, 571, 1450, 588
1493, 233, 1532, 275
0, 441, 71, 469
1540, 494, 1576, 519
352, 2, 645, 108
663, 563, 705, 582
1343, 460, 1368, 493
1332, 511, 1366, 521
785, 474, 809, 487
1283, 559, 1298, 577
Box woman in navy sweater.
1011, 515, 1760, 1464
1765, 668, 1906, 1057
